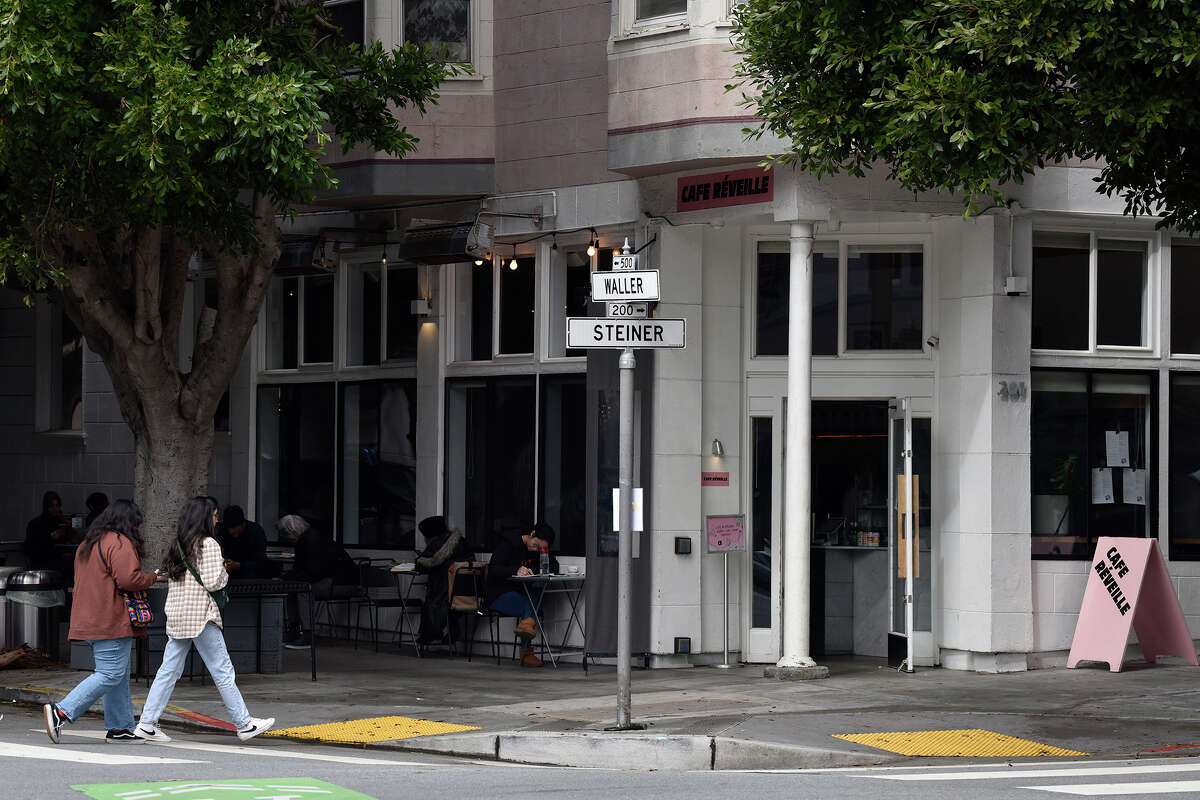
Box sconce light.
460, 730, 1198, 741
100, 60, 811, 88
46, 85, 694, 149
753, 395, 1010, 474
586, 228, 597, 258
711, 438, 725, 457
508, 246, 519, 271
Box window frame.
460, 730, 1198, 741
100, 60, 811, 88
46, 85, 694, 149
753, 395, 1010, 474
399, 0, 475, 67
1168, 238, 1200, 358
617, 0, 689, 38
34, 296, 85, 435
1031, 229, 1158, 357
260, 271, 339, 374
747, 233, 932, 364
342, 254, 421, 369
323, 0, 366, 47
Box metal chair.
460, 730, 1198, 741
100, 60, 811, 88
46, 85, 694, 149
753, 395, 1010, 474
353, 558, 424, 654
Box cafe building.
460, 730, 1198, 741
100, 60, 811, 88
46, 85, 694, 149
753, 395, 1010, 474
3, 0, 1200, 672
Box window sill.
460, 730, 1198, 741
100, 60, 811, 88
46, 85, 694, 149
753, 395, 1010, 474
34, 429, 86, 441
1032, 348, 1159, 359
615, 20, 691, 43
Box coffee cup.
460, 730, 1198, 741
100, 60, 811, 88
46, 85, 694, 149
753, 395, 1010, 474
566, 565, 581, 574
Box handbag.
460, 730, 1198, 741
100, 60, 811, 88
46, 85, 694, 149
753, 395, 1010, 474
178, 541, 229, 610
96, 541, 153, 628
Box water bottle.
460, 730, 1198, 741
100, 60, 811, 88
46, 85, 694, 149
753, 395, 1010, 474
539, 544, 550, 575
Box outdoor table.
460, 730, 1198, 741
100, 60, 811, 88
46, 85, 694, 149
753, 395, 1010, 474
509, 572, 587, 669
226, 578, 317, 681
388, 564, 426, 655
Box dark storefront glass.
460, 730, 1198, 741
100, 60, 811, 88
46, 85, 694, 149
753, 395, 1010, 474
1096, 240, 1147, 347
257, 383, 336, 537
1171, 242, 1200, 354
845, 246, 923, 350
340, 381, 417, 549
499, 257, 535, 354
471, 261, 493, 361
1031, 370, 1153, 559
539, 375, 587, 557
751, 417, 773, 629
348, 264, 381, 366
386, 265, 419, 361
1170, 374, 1200, 560
266, 277, 299, 369
303, 274, 334, 364
1032, 233, 1089, 350
755, 244, 838, 356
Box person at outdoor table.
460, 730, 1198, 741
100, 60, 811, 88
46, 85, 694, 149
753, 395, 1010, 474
216, 505, 268, 579
485, 523, 558, 668
24, 490, 76, 580
84, 492, 109, 528
276, 514, 359, 649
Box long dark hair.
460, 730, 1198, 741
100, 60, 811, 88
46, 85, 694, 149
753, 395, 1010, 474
79, 499, 145, 559
164, 497, 217, 580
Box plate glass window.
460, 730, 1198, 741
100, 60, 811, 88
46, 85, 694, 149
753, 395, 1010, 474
303, 274, 335, 364
845, 245, 923, 351
341, 381, 418, 549
1096, 239, 1148, 347
1171, 241, 1200, 354
257, 383, 336, 537
404, 0, 470, 62
754, 241, 838, 356
499, 257, 535, 355
1032, 233, 1089, 350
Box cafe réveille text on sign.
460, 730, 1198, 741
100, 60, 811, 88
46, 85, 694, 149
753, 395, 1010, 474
677, 167, 774, 213
1066, 537, 1198, 672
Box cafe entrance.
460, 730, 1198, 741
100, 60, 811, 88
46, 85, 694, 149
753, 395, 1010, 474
743, 398, 934, 665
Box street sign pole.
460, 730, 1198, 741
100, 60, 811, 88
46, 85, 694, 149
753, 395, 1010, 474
616, 343, 635, 729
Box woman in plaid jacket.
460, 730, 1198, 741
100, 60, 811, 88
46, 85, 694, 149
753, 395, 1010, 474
133, 497, 274, 743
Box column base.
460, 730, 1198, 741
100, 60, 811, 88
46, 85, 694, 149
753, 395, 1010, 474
763, 664, 830, 680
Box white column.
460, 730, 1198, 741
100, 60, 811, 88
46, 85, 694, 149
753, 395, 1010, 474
778, 222, 816, 669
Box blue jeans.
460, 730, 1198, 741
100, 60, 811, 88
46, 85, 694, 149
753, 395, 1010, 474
58, 637, 135, 731
139, 623, 251, 730
489, 588, 543, 619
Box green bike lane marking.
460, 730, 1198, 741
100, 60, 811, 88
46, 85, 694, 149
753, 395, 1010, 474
71, 777, 376, 800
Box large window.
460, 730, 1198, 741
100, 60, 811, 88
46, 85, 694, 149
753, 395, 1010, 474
1169, 374, 1200, 559
499, 256, 535, 355
754, 241, 923, 357
445, 374, 586, 556
1171, 241, 1200, 354
325, 0, 365, 46
1032, 232, 1152, 352
347, 261, 419, 366
36, 299, 84, 432
637, 0, 686, 20
340, 381, 418, 549
548, 247, 591, 358
265, 274, 335, 369
1031, 370, 1154, 559
257, 383, 336, 538
452, 255, 537, 361
403, 0, 470, 62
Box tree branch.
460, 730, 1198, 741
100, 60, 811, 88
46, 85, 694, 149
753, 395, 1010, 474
159, 233, 192, 375
133, 227, 163, 345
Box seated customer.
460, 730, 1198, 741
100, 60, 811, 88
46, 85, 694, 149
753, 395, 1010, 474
83, 492, 108, 528
414, 515, 473, 645
485, 523, 558, 668
276, 514, 359, 649
24, 490, 75, 581
216, 505, 268, 579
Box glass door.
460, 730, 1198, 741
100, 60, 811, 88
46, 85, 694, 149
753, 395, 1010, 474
888, 398, 933, 670
744, 400, 784, 662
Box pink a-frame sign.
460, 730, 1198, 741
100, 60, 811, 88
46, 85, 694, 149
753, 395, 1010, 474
1067, 537, 1198, 672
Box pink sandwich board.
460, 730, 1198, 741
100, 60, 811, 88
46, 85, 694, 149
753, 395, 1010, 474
1067, 537, 1198, 672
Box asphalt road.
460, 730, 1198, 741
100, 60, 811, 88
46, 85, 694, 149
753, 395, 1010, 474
3, 707, 1200, 799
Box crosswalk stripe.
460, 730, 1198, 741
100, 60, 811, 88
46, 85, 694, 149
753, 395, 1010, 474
56, 729, 444, 766
0, 741, 203, 765
1025, 780, 1200, 795
868, 762, 1200, 781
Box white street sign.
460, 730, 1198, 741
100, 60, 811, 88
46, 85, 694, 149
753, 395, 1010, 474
590, 269, 660, 302
566, 317, 686, 349
612, 253, 639, 271
606, 302, 648, 318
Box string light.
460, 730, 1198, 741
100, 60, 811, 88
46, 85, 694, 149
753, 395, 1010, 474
509, 246, 519, 271
586, 228, 597, 258
380, 246, 388, 267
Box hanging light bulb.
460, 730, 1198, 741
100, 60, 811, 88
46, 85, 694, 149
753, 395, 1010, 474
509, 246, 519, 270
612, 247, 621, 257
474, 257, 484, 266
586, 228, 597, 258
380, 246, 388, 267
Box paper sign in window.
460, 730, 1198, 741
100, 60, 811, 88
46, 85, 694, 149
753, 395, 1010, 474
1092, 467, 1115, 504
1106, 430, 1130, 467
1123, 468, 1147, 505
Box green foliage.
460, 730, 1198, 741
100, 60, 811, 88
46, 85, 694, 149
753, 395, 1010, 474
729, 0, 1200, 231
0, 0, 458, 286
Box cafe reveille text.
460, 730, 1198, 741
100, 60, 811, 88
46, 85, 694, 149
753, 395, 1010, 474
676, 167, 775, 212
1094, 545, 1132, 615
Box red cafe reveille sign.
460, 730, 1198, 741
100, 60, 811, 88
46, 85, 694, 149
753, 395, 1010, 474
677, 167, 773, 213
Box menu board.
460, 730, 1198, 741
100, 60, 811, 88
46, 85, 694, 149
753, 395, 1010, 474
706, 515, 746, 553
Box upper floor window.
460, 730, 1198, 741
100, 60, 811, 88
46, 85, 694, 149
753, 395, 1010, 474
404, 0, 470, 62
35, 299, 83, 432
1032, 232, 1152, 352
265, 273, 335, 369
1170, 240, 1200, 355
637, 0, 686, 21
324, 0, 365, 47
347, 260, 419, 366
451, 254, 535, 362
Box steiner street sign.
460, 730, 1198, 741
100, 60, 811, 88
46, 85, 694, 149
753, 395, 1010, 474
566, 317, 686, 349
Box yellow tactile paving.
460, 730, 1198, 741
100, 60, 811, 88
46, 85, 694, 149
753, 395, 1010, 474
833, 729, 1088, 757
266, 715, 480, 744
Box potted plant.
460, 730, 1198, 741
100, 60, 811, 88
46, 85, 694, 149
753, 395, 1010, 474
1033, 455, 1079, 536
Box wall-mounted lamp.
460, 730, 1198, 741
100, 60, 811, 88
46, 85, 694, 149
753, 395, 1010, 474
586, 228, 597, 258
711, 438, 725, 457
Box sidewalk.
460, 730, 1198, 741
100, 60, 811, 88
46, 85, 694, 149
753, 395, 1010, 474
4, 642, 1200, 770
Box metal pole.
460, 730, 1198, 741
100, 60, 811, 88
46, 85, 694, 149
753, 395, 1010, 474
617, 346, 635, 728
712, 550, 743, 669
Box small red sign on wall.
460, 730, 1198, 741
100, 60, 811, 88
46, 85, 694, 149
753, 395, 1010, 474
702, 471, 729, 487
677, 167, 773, 213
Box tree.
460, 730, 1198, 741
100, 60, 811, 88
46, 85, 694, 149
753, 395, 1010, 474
729, 0, 1200, 232
0, 0, 456, 562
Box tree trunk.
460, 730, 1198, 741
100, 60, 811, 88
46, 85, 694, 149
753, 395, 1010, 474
133, 409, 216, 569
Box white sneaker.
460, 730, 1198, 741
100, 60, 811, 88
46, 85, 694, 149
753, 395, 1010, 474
133, 723, 172, 743
236, 716, 275, 741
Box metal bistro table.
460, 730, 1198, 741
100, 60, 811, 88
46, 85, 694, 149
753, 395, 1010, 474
509, 572, 587, 669
226, 578, 316, 681
388, 565, 427, 655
